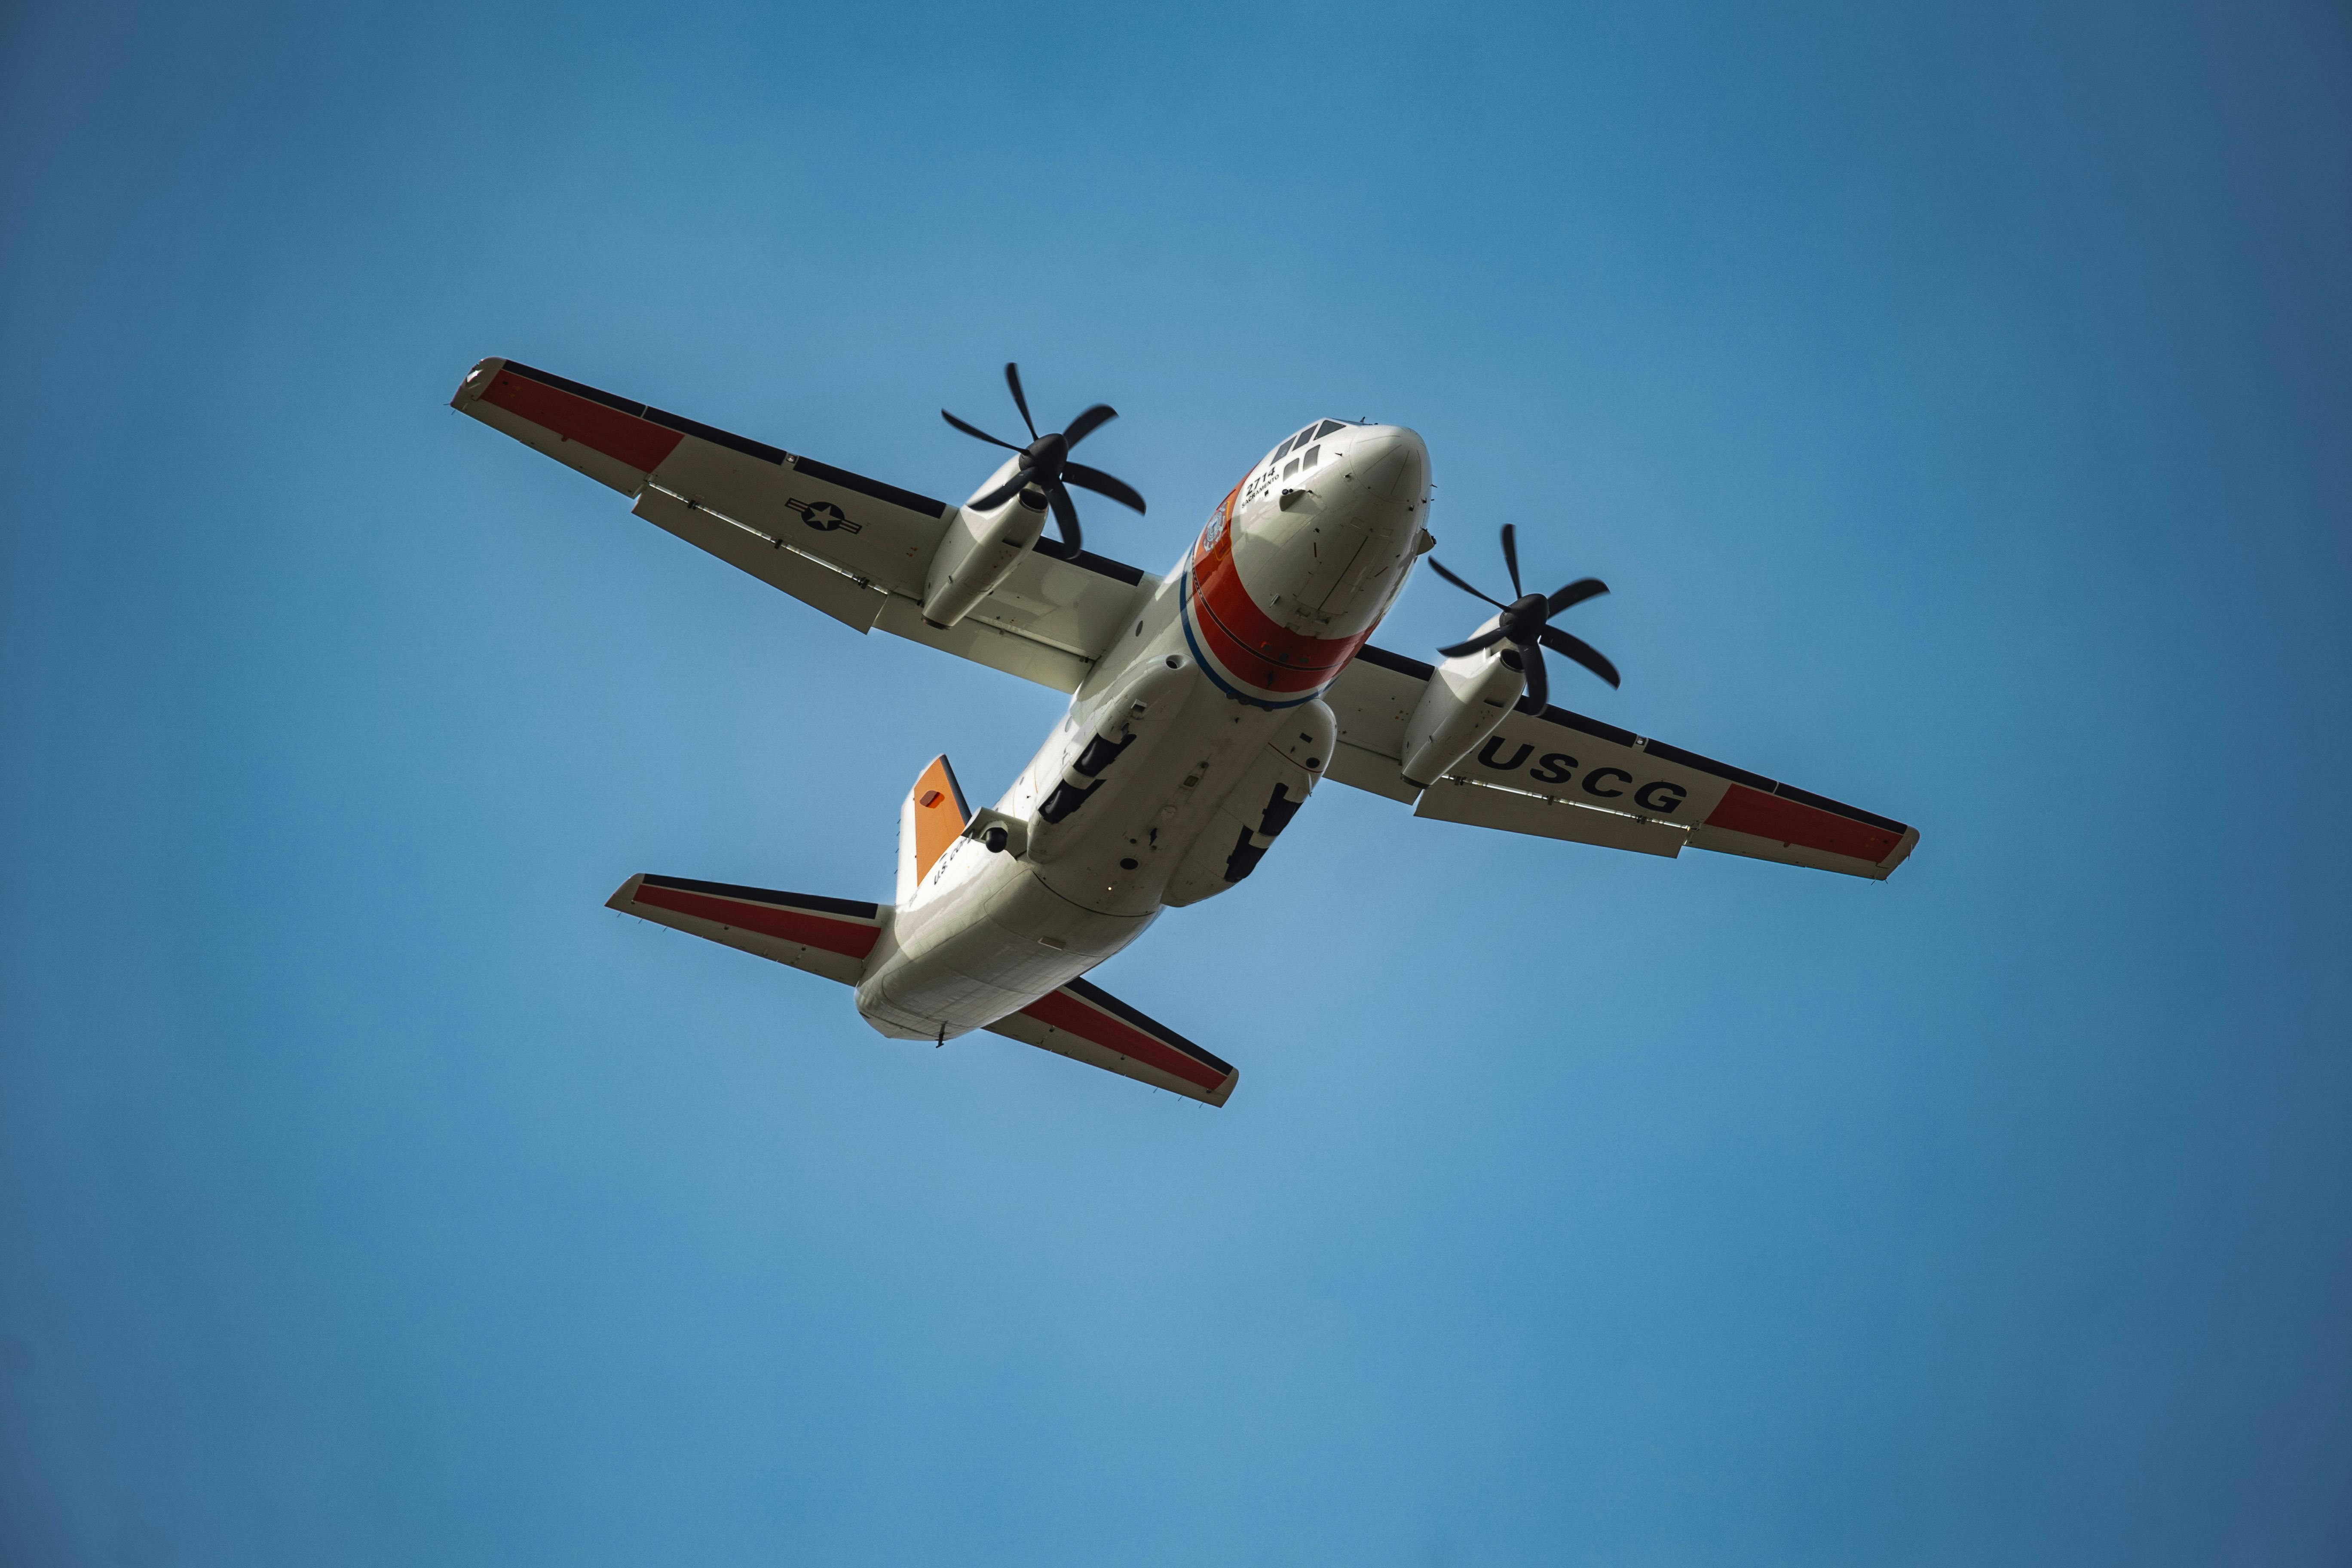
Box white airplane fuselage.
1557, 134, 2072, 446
857, 422, 1431, 1040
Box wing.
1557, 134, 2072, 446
1322, 645, 1919, 879
453, 358, 1152, 692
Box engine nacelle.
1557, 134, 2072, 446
920, 487, 1047, 629
1163, 699, 1336, 906
1399, 646, 1526, 788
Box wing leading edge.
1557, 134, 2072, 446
1321, 645, 1918, 879
453, 358, 1155, 692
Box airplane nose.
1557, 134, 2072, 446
1342, 426, 1428, 504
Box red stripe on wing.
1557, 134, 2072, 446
481, 369, 683, 474
631, 883, 881, 959
1702, 783, 1904, 864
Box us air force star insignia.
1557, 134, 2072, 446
785, 498, 861, 534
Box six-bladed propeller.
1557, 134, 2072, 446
1429, 523, 1620, 710
941, 363, 1146, 557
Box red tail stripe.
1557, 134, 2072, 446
631, 883, 880, 959
1020, 989, 1228, 1092
481, 370, 684, 474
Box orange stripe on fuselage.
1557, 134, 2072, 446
1185, 489, 1375, 696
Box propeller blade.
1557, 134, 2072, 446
1063, 462, 1145, 514
1063, 404, 1118, 447
1047, 482, 1083, 556
1546, 576, 1609, 615
1436, 626, 1509, 658
1539, 625, 1622, 689
1500, 523, 1524, 597
1004, 362, 1038, 439
1428, 558, 1507, 609
971, 471, 1032, 511
1520, 643, 1549, 711
942, 409, 1021, 450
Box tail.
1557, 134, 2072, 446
606, 875, 887, 984
897, 753, 972, 905
604, 754, 1238, 1105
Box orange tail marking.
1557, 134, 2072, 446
911, 755, 970, 883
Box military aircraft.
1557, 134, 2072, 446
453, 358, 1916, 1106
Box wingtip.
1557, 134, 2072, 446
1874, 824, 1923, 878
450, 356, 505, 411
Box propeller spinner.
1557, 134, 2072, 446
941, 363, 1145, 557
1429, 523, 1620, 710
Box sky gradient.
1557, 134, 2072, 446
4, 2, 2350, 1563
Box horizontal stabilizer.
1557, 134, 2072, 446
608, 874, 885, 986
986, 978, 1238, 1107
606, 873, 1235, 1105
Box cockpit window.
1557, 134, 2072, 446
1273, 425, 1344, 468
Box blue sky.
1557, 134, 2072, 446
3, 1, 2348, 1562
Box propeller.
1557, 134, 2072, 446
1429, 523, 1620, 710
940, 363, 1145, 557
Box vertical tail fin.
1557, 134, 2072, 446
896, 754, 972, 904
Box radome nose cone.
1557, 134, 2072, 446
1346, 427, 1428, 502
